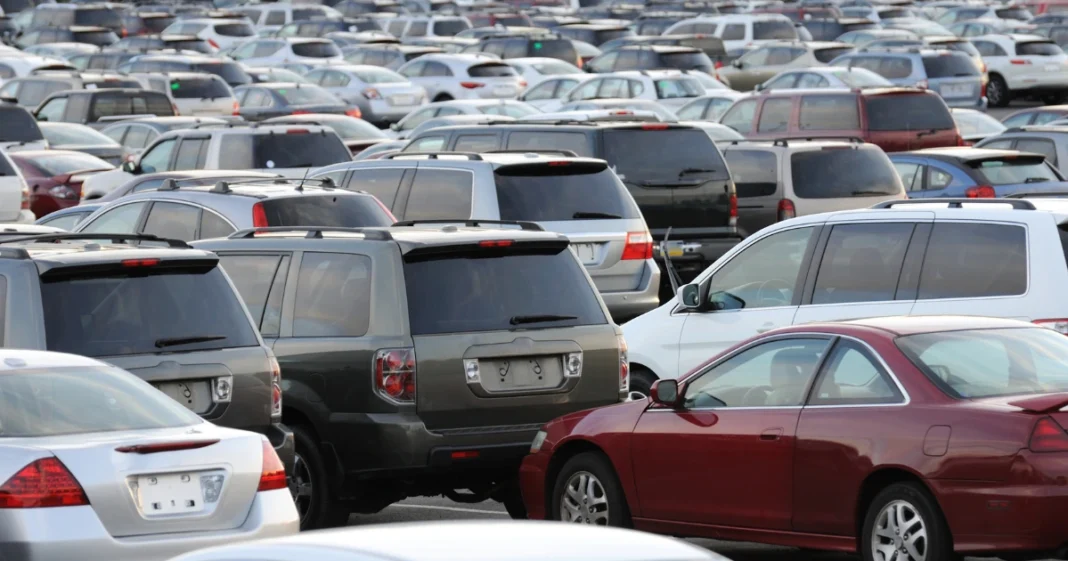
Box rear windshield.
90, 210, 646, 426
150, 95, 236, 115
30, 153, 112, 175
275, 85, 339, 105
864, 94, 954, 131
74, 8, 121, 28
170, 76, 232, 99
73, 30, 119, 45
41, 265, 260, 357
506, 131, 595, 157
292, 7, 332, 20
753, 20, 797, 40
495, 164, 640, 221
654, 78, 703, 98
192, 62, 252, 86
215, 22, 255, 37
0, 106, 44, 142
998, 7, 1034, 19
468, 63, 518, 77
0, 366, 200, 437
292, 41, 342, 58
403, 247, 607, 335
90, 93, 175, 120
433, 19, 470, 35
660, 51, 714, 69
922, 53, 980, 78
602, 128, 729, 184
790, 147, 901, 198
724, 150, 778, 197
241, 131, 352, 168
531, 38, 577, 60
969, 158, 1059, 185
1017, 41, 1062, 56
814, 46, 854, 63
142, 15, 177, 34
258, 195, 393, 228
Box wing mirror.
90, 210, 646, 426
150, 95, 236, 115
389, 122, 400, 131
650, 379, 683, 408
732, 59, 743, 68
677, 283, 701, 311
121, 160, 139, 174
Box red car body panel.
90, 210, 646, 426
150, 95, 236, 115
520, 318, 1068, 556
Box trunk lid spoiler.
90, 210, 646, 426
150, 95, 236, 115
1008, 393, 1068, 414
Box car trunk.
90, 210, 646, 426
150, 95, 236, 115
788, 146, 905, 215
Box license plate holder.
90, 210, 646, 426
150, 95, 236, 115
941, 84, 971, 97
390, 94, 414, 106
134, 473, 205, 516
154, 381, 212, 414
479, 356, 564, 392
493, 85, 514, 96
570, 243, 598, 265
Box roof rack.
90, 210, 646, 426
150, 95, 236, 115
385, 152, 483, 160
1006, 191, 1068, 199
229, 227, 393, 240
392, 219, 544, 231
482, 149, 579, 157
772, 136, 865, 146
0, 233, 191, 248
159, 176, 336, 191
872, 198, 1037, 210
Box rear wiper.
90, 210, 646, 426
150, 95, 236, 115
678, 167, 717, 178
509, 314, 578, 326
572, 211, 622, 219
155, 335, 227, 348
852, 190, 892, 195
1025, 177, 1052, 183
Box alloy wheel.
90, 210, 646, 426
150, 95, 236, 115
559, 471, 609, 524
289, 452, 314, 525
987, 80, 1003, 106
872, 499, 928, 561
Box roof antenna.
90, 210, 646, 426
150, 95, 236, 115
295, 166, 309, 193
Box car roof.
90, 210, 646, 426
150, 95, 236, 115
0, 349, 108, 370
907, 147, 1042, 161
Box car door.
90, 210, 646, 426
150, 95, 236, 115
630, 335, 834, 528
419, 61, 452, 99
676, 224, 820, 376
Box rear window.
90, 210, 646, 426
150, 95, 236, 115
530, 38, 577, 61
275, 85, 339, 105
90, 93, 175, 120
74, 7, 121, 28
192, 62, 252, 86
922, 53, 980, 78
468, 63, 518, 77
495, 164, 640, 221
602, 128, 729, 184
753, 20, 797, 40
659, 51, 715, 69
916, 222, 1026, 299
41, 265, 260, 357
242, 131, 352, 168
1017, 41, 1062, 56
73, 30, 119, 45
0, 106, 44, 142
814, 46, 854, 63
864, 94, 953, 131
506, 131, 594, 156
215, 22, 255, 37
655, 78, 703, 99
292, 41, 342, 58
169, 76, 232, 99
724, 150, 778, 197
258, 195, 393, 228
142, 15, 177, 34
433, 19, 470, 36
969, 157, 1059, 185
790, 147, 901, 198
403, 247, 607, 335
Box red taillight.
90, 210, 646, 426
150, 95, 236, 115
460, 81, 484, 89
547, 161, 570, 166
965, 185, 995, 198
345, 108, 362, 119
729, 191, 738, 227
518, 79, 527, 88
290, 110, 312, 115
956, 133, 966, 147
207, 38, 220, 49
269, 354, 282, 419
617, 334, 629, 392
252, 202, 268, 228
0, 457, 88, 509
20, 187, 29, 210
116, 440, 220, 454
641, 124, 670, 130
621, 231, 653, 260
122, 258, 159, 267
1010, 59, 1032, 65
714, 60, 724, 69
121, 27, 128, 38
257, 439, 287, 492
478, 239, 514, 247
451, 450, 480, 460
232, 100, 240, 116
374, 348, 415, 403
1035, 319, 1068, 334
286, 129, 308, 134
1030, 417, 1068, 452
777, 198, 796, 222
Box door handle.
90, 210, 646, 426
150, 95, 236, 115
760, 428, 783, 441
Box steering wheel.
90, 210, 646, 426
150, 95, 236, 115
757, 278, 792, 306
741, 385, 773, 406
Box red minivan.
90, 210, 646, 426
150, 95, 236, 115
719, 87, 963, 152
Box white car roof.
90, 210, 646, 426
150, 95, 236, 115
0, 349, 109, 371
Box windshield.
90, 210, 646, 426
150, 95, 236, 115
40, 123, 117, 147
215, 22, 255, 37
970, 158, 1060, 185
897, 328, 1068, 399
953, 110, 1006, 137
433, 19, 471, 36
275, 85, 341, 105
192, 62, 252, 86
354, 68, 406, 83
258, 195, 393, 227
603, 128, 729, 183
922, 53, 980, 77
0, 106, 44, 142
864, 94, 954, 131
790, 147, 902, 198
41, 265, 260, 358
753, 20, 798, 40
170, 76, 232, 99
30, 153, 113, 175
495, 164, 640, 221
293, 41, 342, 58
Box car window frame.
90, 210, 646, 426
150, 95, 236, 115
805, 337, 908, 407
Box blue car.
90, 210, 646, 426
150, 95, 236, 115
33, 202, 103, 231
829, 49, 986, 109
889, 147, 1068, 197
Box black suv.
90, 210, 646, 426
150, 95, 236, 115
465, 33, 580, 66
0, 232, 294, 471
33, 88, 176, 129
403, 122, 741, 289
193, 223, 627, 530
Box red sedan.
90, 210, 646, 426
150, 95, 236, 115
10, 150, 114, 218
520, 316, 1068, 561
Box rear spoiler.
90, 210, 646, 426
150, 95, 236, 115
1008, 394, 1068, 414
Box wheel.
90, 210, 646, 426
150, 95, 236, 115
1043, 93, 1066, 105
550, 452, 630, 526
629, 366, 657, 397
433, 94, 453, 102
861, 482, 953, 561
986, 75, 1010, 108
290, 425, 350, 530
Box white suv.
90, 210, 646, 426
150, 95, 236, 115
563, 70, 705, 110
623, 198, 1068, 395
228, 37, 343, 67
397, 53, 526, 102
970, 34, 1068, 107
663, 14, 798, 50
161, 18, 257, 51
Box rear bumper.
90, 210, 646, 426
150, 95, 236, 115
0, 490, 298, 561
598, 260, 661, 323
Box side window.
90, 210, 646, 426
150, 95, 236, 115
293, 252, 372, 337
795, 73, 829, 88
407, 135, 446, 152
720, 98, 759, 132
927, 166, 954, 190
141, 202, 201, 241
683, 338, 832, 408
892, 162, 922, 191
103, 124, 128, 143
522, 80, 558, 101
918, 223, 1027, 299
81, 202, 148, 234
138, 138, 177, 173
587, 52, 618, 73
421, 61, 452, 77
721, 23, 745, 41
765, 74, 799, 90
454, 134, 498, 152
502, 39, 527, 58
36, 97, 68, 122
809, 340, 903, 405
570, 79, 601, 100
1035, 112, 1063, 126
628, 80, 644, 97
344, 168, 406, 207
1015, 139, 1058, 167
723, 149, 779, 198
402, 169, 473, 220
596, 78, 627, 98
765, 47, 801, 65
387, 20, 407, 36
704, 226, 815, 310
757, 98, 792, 133
739, 47, 771, 67
406, 20, 427, 36
218, 254, 288, 333
173, 139, 208, 171
265, 11, 286, 26
243, 89, 268, 108
1002, 112, 1034, 128
676, 99, 709, 120
811, 223, 914, 305
200, 211, 235, 239
400, 60, 425, 78
879, 57, 913, 80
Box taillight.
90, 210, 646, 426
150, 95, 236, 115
232, 100, 240, 116
1010, 59, 1032, 65
621, 231, 653, 260
956, 133, 966, 147
641, 123, 670, 130
965, 185, 995, 198
1030, 417, 1068, 452
269, 354, 282, 420
518, 79, 527, 88
617, 334, 629, 392
0, 457, 88, 509
460, 81, 484, 89
363, 88, 381, 99
122, 258, 160, 267
1035, 319, 1068, 334
252, 202, 268, 227
729, 190, 738, 228
20, 187, 29, 210
714, 60, 724, 69
345, 108, 362, 119
207, 38, 220, 49
374, 348, 415, 403
290, 109, 312, 115
257, 439, 287, 492
777, 198, 796, 222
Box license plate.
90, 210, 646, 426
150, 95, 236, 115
134, 473, 205, 516
154, 381, 212, 414
389, 94, 414, 106
1045, 64, 1061, 71
941, 84, 971, 97
493, 85, 514, 96
570, 243, 598, 265
481, 357, 563, 391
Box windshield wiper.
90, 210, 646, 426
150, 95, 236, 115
155, 335, 227, 349
1025, 177, 1051, 183
678, 168, 718, 178
572, 211, 623, 219
852, 190, 893, 195
509, 314, 578, 326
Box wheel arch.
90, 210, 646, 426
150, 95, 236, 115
854, 466, 951, 550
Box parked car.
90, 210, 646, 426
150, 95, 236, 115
1001, 105, 1068, 127
397, 53, 526, 102
0, 72, 142, 107
343, 44, 445, 71
9, 149, 113, 217
135, 71, 238, 117
303, 64, 427, 126
585, 45, 716, 74
563, 71, 705, 111
233, 83, 358, 122
261, 113, 390, 155
517, 74, 597, 112
466, 33, 581, 66
94, 170, 282, 203
389, 99, 540, 138
33, 88, 177, 130
889, 147, 1068, 197
100, 116, 228, 163
970, 33, 1068, 107
112, 33, 215, 54
551, 23, 634, 47
504, 57, 585, 86
662, 14, 797, 50
15, 25, 119, 48
829, 49, 986, 109
118, 54, 253, 88
161, 18, 256, 50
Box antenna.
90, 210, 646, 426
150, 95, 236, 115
296, 166, 309, 192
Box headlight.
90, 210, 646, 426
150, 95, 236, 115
530, 430, 547, 454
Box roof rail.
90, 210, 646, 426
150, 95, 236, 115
872, 198, 1037, 210
1006, 191, 1068, 199
482, 149, 579, 157
0, 233, 191, 248
229, 227, 393, 240
391, 219, 544, 231
772, 136, 865, 146
385, 151, 484, 160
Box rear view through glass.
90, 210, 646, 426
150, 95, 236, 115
660, 51, 715, 70
245, 131, 353, 168
170, 76, 232, 99
754, 20, 797, 40
468, 63, 519, 77
215, 22, 255, 37
258, 195, 393, 228
75, 7, 121, 28
790, 147, 902, 198
1017, 41, 1062, 56
433, 19, 470, 36
969, 157, 1060, 185
864, 93, 954, 131
292, 41, 342, 58
0, 105, 44, 142
922, 53, 980, 77
494, 163, 640, 222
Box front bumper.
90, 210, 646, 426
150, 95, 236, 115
518, 450, 551, 520
0, 490, 298, 561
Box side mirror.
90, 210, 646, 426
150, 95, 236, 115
650, 379, 681, 407
732, 59, 743, 69
389, 123, 400, 131
677, 283, 701, 311
121, 160, 139, 174
755, 82, 766, 91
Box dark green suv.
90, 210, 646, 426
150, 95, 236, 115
193, 222, 628, 530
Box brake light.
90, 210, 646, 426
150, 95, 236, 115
257, 439, 287, 492
122, 258, 159, 267
617, 334, 629, 392
451, 450, 480, 460
116, 440, 220, 454
345, 108, 362, 119
965, 185, 995, 198
252, 202, 268, 228
1030, 417, 1068, 452
207, 38, 220, 49
518, 79, 527, 88
714, 60, 724, 69
1035, 319, 1068, 334
478, 239, 514, 247
642, 124, 670, 130
777, 198, 796, 222
0, 457, 88, 508
269, 354, 282, 419
547, 161, 569, 166
621, 231, 653, 260
1010, 59, 1032, 65
460, 81, 485, 89
232, 100, 240, 116
286, 129, 308, 134
374, 348, 415, 403
729, 191, 738, 228
290, 109, 312, 115
363, 88, 381, 99
20, 187, 28, 210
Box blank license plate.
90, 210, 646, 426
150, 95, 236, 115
493, 86, 514, 96
941, 84, 971, 97
154, 381, 212, 414
571, 243, 598, 264
135, 473, 204, 515
482, 357, 563, 390
390, 94, 415, 106
1045, 64, 1061, 71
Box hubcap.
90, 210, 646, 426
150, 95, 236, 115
872, 500, 928, 561
560, 471, 609, 524
289, 452, 314, 524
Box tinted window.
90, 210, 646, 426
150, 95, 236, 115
192, 62, 252, 86
344, 167, 405, 207
200, 211, 234, 239
970, 157, 1058, 185
403, 169, 473, 220
865, 94, 954, 131
0, 106, 43, 142
922, 53, 980, 78
41, 265, 259, 357
660, 51, 715, 70
918, 223, 1026, 299
814, 47, 854, 63
721, 23, 745, 40
758, 98, 792, 133
753, 20, 797, 40
169, 76, 232, 99
1015, 139, 1058, 166
258, 195, 394, 227
724, 150, 778, 197
721, 98, 757, 132
218, 254, 285, 330
468, 63, 518, 77
292, 41, 342, 58
791, 147, 901, 198
74, 7, 120, 28
602, 129, 729, 184
495, 165, 639, 221
404, 247, 606, 335
216, 23, 255, 37
142, 202, 200, 241
246, 132, 352, 168
812, 223, 913, 304
683, 338, 830, 408
293, 252, 371, 337
173, 139, 207, 171
1017, 41, 1062, 56
506, 131, 592, 156
433, 19, 469, 36
530, 38, 577, 61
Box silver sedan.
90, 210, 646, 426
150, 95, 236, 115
0, 350, 299, 561
304, 64, 428, 127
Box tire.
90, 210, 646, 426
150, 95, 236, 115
1043, 93, 1066, 105
433, 94, 453, 102
290, 425, 349, 530
629, 366, 657, 398
987, 75, 1010, 108
860, 482, 953, 561
550, 452, 630, 527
